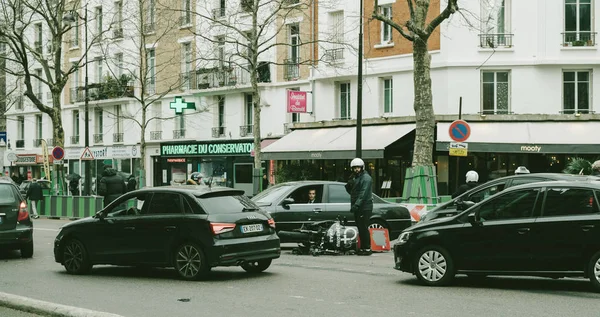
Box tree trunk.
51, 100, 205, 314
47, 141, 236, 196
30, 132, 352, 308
140, 103, 147, 188
411, 39, 435, 167
50, 92, 65, 194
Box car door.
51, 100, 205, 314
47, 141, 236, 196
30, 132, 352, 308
321, 184, 355, 225
457, 187, 541, 271
529, 186, 600, 271
134, 192, 187, 264
271, 184, 325, 231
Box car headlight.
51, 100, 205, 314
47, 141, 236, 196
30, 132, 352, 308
397, 231, 412, 244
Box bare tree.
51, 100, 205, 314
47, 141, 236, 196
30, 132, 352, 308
372, 0, 458, 168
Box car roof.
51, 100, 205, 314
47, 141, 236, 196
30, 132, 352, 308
506, 179, 600, 190
270, 180, 345, 186
133, 185, 246, 197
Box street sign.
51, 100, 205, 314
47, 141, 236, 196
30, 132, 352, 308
449, 142, 468, 157
448, 120, 471, 142
52, 146, 65, 160
6, 152, 17, 163
80, 147, 95, 160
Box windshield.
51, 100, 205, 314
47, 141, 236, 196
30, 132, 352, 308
197, 195, 260, 214
251, 185, 294, 204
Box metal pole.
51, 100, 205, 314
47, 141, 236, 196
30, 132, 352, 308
84, 4, 91, 196
455, 97, 462, 192
355, 0, 363, 159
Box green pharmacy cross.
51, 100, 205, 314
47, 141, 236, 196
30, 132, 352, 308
170, 96, 196, 114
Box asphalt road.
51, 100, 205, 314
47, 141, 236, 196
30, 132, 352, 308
1, 218, 600, 317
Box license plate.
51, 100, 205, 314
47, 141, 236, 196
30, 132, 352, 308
241, 224, 263, 233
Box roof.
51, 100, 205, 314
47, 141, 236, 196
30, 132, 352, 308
134, 185, 245, 197
508, 179, 600, 190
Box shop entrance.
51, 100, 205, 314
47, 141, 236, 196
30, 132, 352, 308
233, 163, 253, 196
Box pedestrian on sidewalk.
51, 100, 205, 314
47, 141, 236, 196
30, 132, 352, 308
346, 158, 373, 256
25, 178, 42, 219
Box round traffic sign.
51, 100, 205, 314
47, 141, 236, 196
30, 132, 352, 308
52, 146, 65, 161
7, 152, 17, 162
448, 120, 471, 142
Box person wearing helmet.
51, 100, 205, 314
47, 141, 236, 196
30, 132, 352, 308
452, 170, 479, 198
189, 172, 205, 185
514, 166, 530, 175
592, 160, 600, 176
345, 158, 373, 256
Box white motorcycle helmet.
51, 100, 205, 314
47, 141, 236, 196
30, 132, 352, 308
465, 170, 479, 183
350, 158, 365, 168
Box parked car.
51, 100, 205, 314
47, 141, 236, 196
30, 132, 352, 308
19, 179, 52, 197
420, 173, 600, 222
0, 178, 34, 258
393, 180, 600, 291
252, 181, 412, 241
53, 186, 280, 280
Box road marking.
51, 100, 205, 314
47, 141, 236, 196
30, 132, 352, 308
34, 228, 60, 232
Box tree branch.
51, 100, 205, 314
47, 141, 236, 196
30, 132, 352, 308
424, 0, 458, 37
372, 0, 414, 42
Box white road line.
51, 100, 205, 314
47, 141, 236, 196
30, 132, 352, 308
33, 228, 60, 232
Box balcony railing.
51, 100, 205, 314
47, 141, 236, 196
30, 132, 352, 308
70, 135, 80, 145
173, 129, 186, 139
192, 65, 251, 90
113, 133, 124, 143
479, 33, 514, 48
284, 59, 300, 80
16, 140, 25, 148
212, 7, 226, 19
212, 127, 225, 138
479, 110, 514, 115
240, 124, 253, 137
113, 28, 123, 39
150, 131, 162, 140
143, 22, 155, 33
69, 85, 134, 103
562, 31, 597, 46
325, 48, 344, 62
94, 133, 103, 144
33, 139, 43, 147
560, 109, 595, 114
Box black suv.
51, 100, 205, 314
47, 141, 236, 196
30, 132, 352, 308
420, 173, 600, 222
0, 179, 34, 258
393, 180, 600, 292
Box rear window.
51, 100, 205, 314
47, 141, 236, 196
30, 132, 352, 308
197, 194, 259, 214
0, 185, 18, 204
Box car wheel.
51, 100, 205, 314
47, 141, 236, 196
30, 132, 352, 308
20, 241, 33, 258
589, 251, 600, 292
414, 245, 455, 286
173, 242, 210, 281
241, 259, 272, 273
62, 239, 92, 275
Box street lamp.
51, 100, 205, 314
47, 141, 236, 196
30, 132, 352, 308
356, 0, 363, 158
64, 5, 90, 196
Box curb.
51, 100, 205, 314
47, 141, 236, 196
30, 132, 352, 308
0, 292, 124, 317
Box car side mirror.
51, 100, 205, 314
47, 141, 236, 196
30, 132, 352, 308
457, 200, 476, 211
282, 197, 294, 209
468, 212, 481, 226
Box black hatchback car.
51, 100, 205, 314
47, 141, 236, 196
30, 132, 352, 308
393, 180, 600, 291
0, 179, 34, 258
54, 186, 280, 280
420, 173, 600, 222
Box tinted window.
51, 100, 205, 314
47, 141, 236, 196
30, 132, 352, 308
0, 185, 17, 204
198, 194, 258, 214
146, 193, 184, 214
329, 185, 350, 203
287, 185, 324, 204
468, 182, 506, 203
478, 188, 539, 221
542, 188, 600, 217
106, 193, 151, 217
252, 185, 294, 204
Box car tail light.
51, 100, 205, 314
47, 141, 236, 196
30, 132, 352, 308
267, 218, 276, 229
211, 223, 236, 235
17, 201, 29, 221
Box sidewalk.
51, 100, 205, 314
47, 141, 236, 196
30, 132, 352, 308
0, 292, 124, 317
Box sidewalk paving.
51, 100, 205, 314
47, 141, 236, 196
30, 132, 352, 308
0, 292, 124, 317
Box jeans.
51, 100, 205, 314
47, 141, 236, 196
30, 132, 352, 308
29, 200, 39, 216
354, 210, 372, 250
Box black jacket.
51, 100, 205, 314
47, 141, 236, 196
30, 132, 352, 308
452, 182, 479, 199
346, 170, 373, 213
126, 177, 137, 192
26, 182, 44, 201
98, 168, 126, 205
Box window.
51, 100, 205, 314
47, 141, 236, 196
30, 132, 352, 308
34, 23, 42, 52
241, 0, 252, 11
197, 194, 259, 215
36, 115, 42, 139
114, 105, 123, 134
146, 49, 155, 93
147, 193, 184, 215
289, 87, 300, 123
72, 110, 80, 137
181, 42, 191, 89
146, 0, 156, 32
339, 82, 351, 119
73, 63, 79, 90
153, 102, 161, 130
18, 116, 25, 140
542, 188, 599, 217
95, 7, 103, 39
289, 23, 300, 62
35, 69, 42, 98
175, 113, 185, 131
564, 0, 593, 45
287, 185, 325, 204
482, 71, 509, 114
95, 57, 103, 83
563, 70, 590, 114
115, 1, 123, 32
245, 93, 253, 126
216, 36, 225, 68
181, 0, 191, 25
328, 184, 351, 204
115, 53, 123, 77
468, 182, 506, 203
71, 19, 79, 47
480, 0, 512, 47
95, 109, 103, 134
327, 11, 344, 61
478, 188, 540, 221
383, 78, 393, 114
380, 6, 392, 44
218, 96, 225, 128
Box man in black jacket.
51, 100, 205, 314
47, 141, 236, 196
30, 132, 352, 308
345, 158, 373, 256
451, 170, 479, 199
26, 179, 43, 219
98, 167, 126, 207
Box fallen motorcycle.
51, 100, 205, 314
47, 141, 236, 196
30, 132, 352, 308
278, 216, 359, 256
